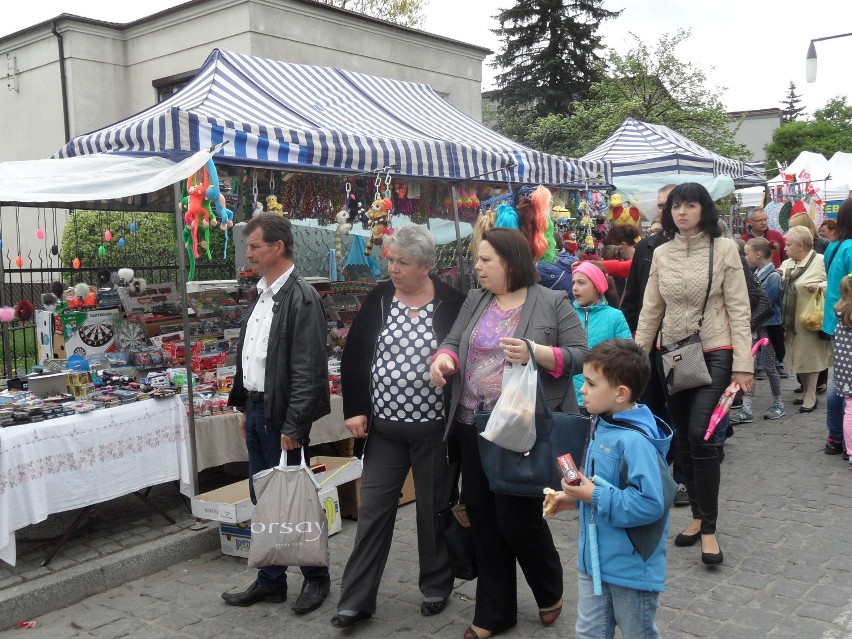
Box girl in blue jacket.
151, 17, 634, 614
571, 261, 632, 408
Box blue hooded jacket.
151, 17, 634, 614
577, 404, 673, 593
572, 300, 632, 405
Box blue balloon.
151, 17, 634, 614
118, 237, 126, 248
129, 222, 138, 233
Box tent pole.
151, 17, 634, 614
173, 183, 199, 497
450, 185, 468, 293
0, 207, 9, 379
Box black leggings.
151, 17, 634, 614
658, 349, 732, 535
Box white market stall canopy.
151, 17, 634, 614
54, 49, 611, 188
769, 150, 849, 202
580, 117, 765, 187
0, 147, 219, 210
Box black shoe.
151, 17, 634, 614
799, 403, 817, 413
701, 538, 723, 565
292, 578, 331, 615
825, 440, 844, 455
793, 398, 804, 405
817, 384, 828, 395
673, 483, 690, 507
221, 580, 286, 607
844, 451, 850, 461
674, 530, 701, 547
421, 598, 449, 616
794, 385, 804, 394
331, 611, 372, 628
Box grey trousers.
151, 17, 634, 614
337, 415, 456, 613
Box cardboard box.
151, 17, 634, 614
338, 469, 415, 520
193, 480, 343, 534
217, 485, 341, 558
192, 480, 253, 523
311, 456, 362, 489
53, 309, 120, 357
220, 522, 251, 557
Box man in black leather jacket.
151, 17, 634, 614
223, 214, 332, 613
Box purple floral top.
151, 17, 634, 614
457, 299, 524, 424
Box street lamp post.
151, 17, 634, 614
806, 32, 852, 83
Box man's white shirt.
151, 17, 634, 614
241, 265, 294, 392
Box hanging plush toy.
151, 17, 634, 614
364, 197, 393, 256
204, 159, 235, 257
266, 195, 285, 216
184, 168, 211, 259
335, 209, 352, 259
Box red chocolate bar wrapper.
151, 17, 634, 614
557, 453, 581, 486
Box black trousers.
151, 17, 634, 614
658, 349, 732, 535
458, 420, 563, 634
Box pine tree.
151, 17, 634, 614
489, 0, 620, 117
781, 81, 806, 123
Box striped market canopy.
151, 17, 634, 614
580, 117, 764, 187
55, 49, 611, 187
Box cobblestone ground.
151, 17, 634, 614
3, 378, 852, 638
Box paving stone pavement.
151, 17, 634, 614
3, 377, 852, 638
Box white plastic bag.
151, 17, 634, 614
479, 342, 538, 452
247, 449, 329, 568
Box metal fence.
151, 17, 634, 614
0, 222, 471, 378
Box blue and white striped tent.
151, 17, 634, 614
55, 49, 611, 188
580, 118, 764, 187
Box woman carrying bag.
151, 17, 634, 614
430, 227, 587, 639
780, 226, 832, 413
635, 183, 753, 567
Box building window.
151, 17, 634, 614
153, 70, 198, 103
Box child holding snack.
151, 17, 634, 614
544, 339, 673, 639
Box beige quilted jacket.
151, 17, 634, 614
635, 232, 754, 374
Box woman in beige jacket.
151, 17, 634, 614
635, 183, 753, 567
780, 226, 832, 412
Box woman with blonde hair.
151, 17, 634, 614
789, 212, 828, 254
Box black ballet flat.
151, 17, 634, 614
674, 530, 701, 547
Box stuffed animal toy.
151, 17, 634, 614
252, 200, 264, 217
118, 268, 146, 295
364, 197, 393, 256
266, 195, 285, 216
185, 168, 212, 259
68, 283, 97, 309
335, 209, 352, 258
607, 193, 641, 225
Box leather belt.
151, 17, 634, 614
247, 391, 264, 402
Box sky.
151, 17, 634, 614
4, 0, 852, 116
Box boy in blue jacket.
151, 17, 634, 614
545, 339, 673, 639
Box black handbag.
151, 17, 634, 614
474, 345, 591, 497
437, 502, 477, 581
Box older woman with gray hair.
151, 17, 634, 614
781, 225, 832, 412
332, 224, 466, 629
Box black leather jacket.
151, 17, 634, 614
228, 267, 331, 441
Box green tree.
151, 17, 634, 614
765, 96, 852, 168
780, 81, 806, 123
313, 0, 426, 27
60, 210, 233, 273
497, 30, 749, 161
489, 0, 620, 118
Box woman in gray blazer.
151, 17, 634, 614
431, 228, 587, 639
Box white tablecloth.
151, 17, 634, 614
194, 394, 350, 472
0, 396, 191, 566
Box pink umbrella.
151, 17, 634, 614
704, 338, 769, 441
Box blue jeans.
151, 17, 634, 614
827, 380, 845, 444
575, 572, 661, 639
245, 398, 330, 592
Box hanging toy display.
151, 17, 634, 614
129, 221, 138, 233
204, 159, 235, 257
14, 207, 23, 268
184, 166, 214, 259
50, 208, 60, 256
363, 197, 392, 257
73, 257, 81, 269
104, 229, 112, 242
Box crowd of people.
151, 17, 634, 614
218, 189, 852, 639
